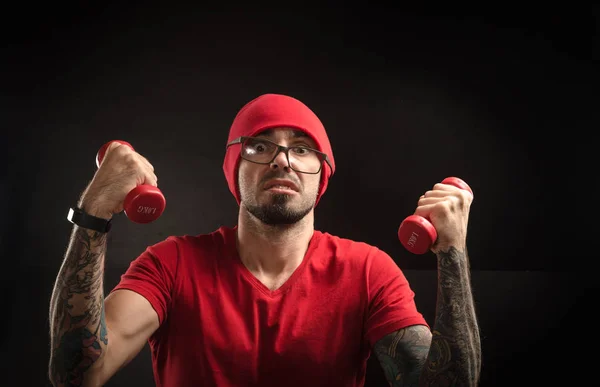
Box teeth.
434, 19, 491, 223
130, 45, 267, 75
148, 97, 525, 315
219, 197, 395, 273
271, 185, 292, 190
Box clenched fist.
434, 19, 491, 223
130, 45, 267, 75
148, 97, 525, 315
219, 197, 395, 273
78, 142, 158, 220
414, 182, 474, 253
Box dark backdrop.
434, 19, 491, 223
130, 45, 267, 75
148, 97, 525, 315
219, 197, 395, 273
1, 4, 595, 387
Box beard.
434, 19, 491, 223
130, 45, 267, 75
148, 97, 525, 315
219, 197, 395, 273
239, 167, 320, 226
245, 192, 314, 225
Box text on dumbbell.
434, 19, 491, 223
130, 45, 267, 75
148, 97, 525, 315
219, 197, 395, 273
407, 232, 419, 248
138, 206, 157, 214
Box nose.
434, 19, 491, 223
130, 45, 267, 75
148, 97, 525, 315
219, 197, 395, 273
270, 148, 291, 170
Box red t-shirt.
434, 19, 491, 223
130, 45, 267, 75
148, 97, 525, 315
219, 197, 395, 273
110, 226, 428, 387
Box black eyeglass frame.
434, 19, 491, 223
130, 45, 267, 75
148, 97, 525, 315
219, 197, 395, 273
226, 136, 333, 175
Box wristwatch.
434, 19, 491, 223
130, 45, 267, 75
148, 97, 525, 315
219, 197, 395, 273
67, 207, 112, 233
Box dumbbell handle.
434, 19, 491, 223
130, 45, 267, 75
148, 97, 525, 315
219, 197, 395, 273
398, 177, 472, 254
96, 140, 166, 224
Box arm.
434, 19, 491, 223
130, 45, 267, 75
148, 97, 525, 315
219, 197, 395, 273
49, 224, 109, 386
374, 182, 482, 386
49, 142, 161, 386
374, 247, 481, 386
48, 223, 160, 387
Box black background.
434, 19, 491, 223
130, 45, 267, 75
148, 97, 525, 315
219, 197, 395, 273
1, 3, 596, 386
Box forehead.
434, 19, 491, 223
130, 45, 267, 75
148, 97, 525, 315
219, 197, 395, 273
254, 127, 315, 146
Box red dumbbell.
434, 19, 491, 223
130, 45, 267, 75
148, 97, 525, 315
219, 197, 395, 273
96, 140, 166, 224
398, 177, 473, 254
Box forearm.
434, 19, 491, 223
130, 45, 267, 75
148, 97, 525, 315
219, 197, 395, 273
48, 225, 109, 386
421, 246, 481, 386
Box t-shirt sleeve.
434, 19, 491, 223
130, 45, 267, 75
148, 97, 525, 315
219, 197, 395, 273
364, 247, 429, 347
109, 237, 179, 325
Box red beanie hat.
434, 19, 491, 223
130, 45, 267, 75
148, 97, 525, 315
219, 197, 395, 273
223, 93, 335, 206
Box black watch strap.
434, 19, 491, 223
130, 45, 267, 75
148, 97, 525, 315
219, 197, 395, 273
67, 207, 112, 233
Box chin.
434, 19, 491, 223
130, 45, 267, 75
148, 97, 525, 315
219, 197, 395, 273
244, 193, 314, 225
263, 191, 295, 202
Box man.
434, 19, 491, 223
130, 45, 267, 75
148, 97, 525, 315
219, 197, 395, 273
49, 94, 481, 386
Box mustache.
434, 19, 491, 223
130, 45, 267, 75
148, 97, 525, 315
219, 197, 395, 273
261, 170, 300, 187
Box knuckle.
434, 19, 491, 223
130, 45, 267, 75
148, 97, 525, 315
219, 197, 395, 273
436, 200, 453, 214
120, 151, 137, 166
135, 158, 148, 171
121, 153, 145, 171
456, 190, 471, 205
141, 155, 154, 169
107, 142, 122, 153
113, 143, 131, 155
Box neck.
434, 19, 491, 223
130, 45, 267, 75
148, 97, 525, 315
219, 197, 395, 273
236, 205, 315, 276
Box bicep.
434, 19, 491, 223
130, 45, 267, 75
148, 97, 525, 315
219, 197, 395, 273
373, 324, 432, 386
95, 289, 160, 384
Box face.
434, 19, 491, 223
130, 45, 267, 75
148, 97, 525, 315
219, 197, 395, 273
238, 128, 322, 225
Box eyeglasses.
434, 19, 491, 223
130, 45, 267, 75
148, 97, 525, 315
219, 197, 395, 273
226, 136, 332, 174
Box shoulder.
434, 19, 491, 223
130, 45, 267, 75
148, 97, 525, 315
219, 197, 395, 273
313, 230, 392, 265
314, 230, 376, 253
314, 230, 407, 278
145, 225, 237, 259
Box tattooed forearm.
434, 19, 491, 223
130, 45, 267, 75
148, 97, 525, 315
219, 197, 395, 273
49, 226, 109, 387
373, 247, 481, 386
421, 246, 481, 386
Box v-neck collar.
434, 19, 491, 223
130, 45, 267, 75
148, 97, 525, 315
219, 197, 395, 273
225, 225, 321, 298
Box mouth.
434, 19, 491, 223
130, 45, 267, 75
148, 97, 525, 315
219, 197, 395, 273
264, 179, 299, 193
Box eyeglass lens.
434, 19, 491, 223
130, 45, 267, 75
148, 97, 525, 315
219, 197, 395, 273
241, 137, 322, 173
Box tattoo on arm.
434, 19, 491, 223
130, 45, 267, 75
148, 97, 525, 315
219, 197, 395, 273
374, 247, 482, 386
373, 325, 432, 386
423, 247, 481, 386
49, 226, 109, 386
